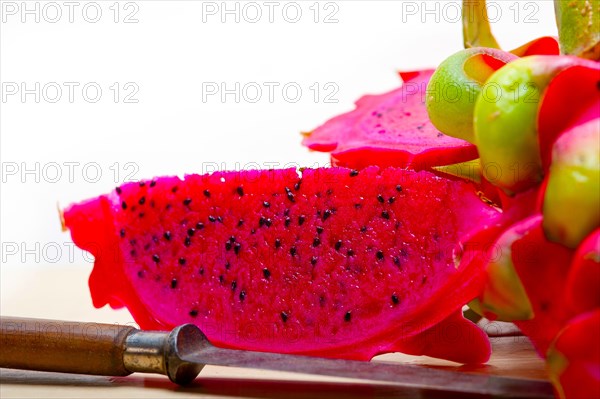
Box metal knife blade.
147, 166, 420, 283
176, 326, 554, 399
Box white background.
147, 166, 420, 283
1, 0, 557, 273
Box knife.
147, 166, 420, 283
0, 316, 553, 398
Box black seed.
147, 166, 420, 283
316, 226, 324, 234
183, 198, 192, 206
313, 237, 321, 247
298, 215, 306, 226
287, 192, 295, 202
349, 170, 359, 177
225, 261, 230, 269
354, 203, 362, 209
231, 280, 237, 290
162, 231, 171, 241
237, 219, 244, 227
323, 209, 332, 221
187, 228, 195, 237
391, 294, 400, 305
236, 186, 244, 196
178, 257, 186, 265
225, 242, 232, 251
275, 239, 281, 248
139, 181, 146, 187
234, 242, 241, 255
360, 226, 367, 233
184, 237, 191, 247
393, 256, 400, 266
376, 250, 384, 260
130, 239, 137, 246
138, 212, 145, 218
284, 217, 291, 227
120, 228, 126, 238
381, 211, 390, 220
166, 204, 172, 210
208, 215, 216, 222
344, 311, 352, 322
285, 186, 291, 193
116, 187, 122, 195
189, 309, 198, 317
196, 222, 204, 230
138, 197, 146, 205
259, 216, 266, 227
171, 279, 177, 289
152, 236, 159, 244
217, 216, 223, 223
199, 268, 204, 275
377, 194, 385, 203
137, 270, 144, 278
396, 185, 403, 192
388, 197, 396, 204
294, 181, 301, 191
121, 201, 127, 210
311, 256, 318, 265
219, 275, 224, 283
130, 249, 137, 257
597, 80, 600, 91
280, 312, 288, 322
263, 268, 271, 279
171, 186, 179, 193
203, 189, 210, 198
239, 290, 246, 301
229, 236, 236, 243
144, 243, 151, 251
152, 254, 160, 263
347, 249, 354, 257
326, 189, 333, 195
335, 240, 343, 251
284, 209, 290, 216
290, 247, 297, 257
265, 218, 272, 227
150, 180, 156, 188
263, 201, 270, 208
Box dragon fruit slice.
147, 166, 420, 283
63, 167, 499, 363
302, 71, 477, 170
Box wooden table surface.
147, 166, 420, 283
0, 266, 551, 399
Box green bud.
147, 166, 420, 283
474, 56, 575, 193
427, 48, 516, 143
543, 119, 600, 248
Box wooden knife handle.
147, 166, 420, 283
0, 316, 136, 376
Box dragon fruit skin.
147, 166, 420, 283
64, 167, 499, 364
537, 60, 600, 172
547, 310, 600, 399
302, 70, 477, 170
565, 230, 600, 314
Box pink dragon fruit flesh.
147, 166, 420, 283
302, 71, 478, 170
63, 166, 500, 363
